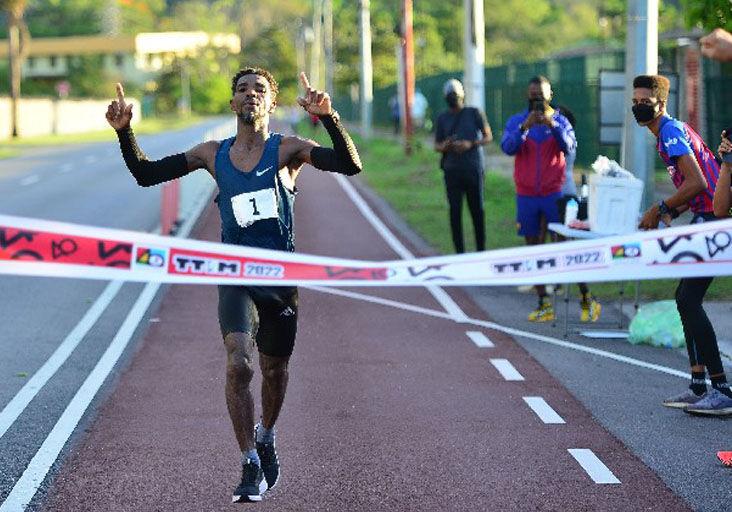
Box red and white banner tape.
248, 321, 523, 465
0, 214, 731, 286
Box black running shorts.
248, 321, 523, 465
217, 285, 298, 358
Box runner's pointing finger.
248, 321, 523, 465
299, 72, 311, 91
116, 83, 126, 107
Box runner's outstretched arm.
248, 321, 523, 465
292, 72, 362, 175
106, 83, 214, 186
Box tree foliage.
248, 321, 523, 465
682, 0, 732, 31
0, 0, 700, 115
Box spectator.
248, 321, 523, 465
551, 104, 601, 322
633, 74, 731, 416
701, 28, 732, 62
412, 89, 429, 130
434, 78, 493, 253
500, 76, 580, 322
389, 95, 400, 135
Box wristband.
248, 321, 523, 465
658, 200, 673, 217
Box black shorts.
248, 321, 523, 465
217, 285, 298, 358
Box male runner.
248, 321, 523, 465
106, 68, 362, 502
633, 74, 732, 416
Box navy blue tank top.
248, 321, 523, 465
215, 133, 295, 251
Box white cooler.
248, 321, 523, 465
588, 174, 644, 235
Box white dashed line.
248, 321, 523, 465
83, 155, 97, 164
19, 175, 40, 186
522, 397, 565, 424
568, 449, 621, 484
490, 358, 524, 381
465, 331, 494, 348
60, 163, 73, 173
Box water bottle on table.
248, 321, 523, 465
564, 197, 579, 226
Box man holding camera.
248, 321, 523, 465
633, 74, 731, 416
500, 76, 598, 322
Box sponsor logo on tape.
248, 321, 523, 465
611, 243, 641, 259
171, 251, 241, 277
135, 247, 167, 268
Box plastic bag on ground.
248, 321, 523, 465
628, 300, 685, 349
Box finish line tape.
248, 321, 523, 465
1, 214, 731, 287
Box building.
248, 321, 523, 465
2, 31, 240, 85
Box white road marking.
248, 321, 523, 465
0, 281, 124, 440
466, 331, 494, 348
568, 449, 621, 484
306, 286, 689, 380
333, 174, 468, 322
523, 397, 565, 424
0, 282, 161, 512
19, 175, 39, 186
83, 155, 97, 164
0, 134, 217, 510
305, 286, 454, 319
490, 358, 525, 381
59, 163, 73, 173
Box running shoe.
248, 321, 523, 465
232, 458, 267, 503
255, 424, 280, 490
580, 296, 601, 322
717, 451, 732, 467
528, 301, 554, 322
683, 389, 732, 416
662, 389, 705, 409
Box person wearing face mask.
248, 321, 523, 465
500, 76, 577, 322
632, 74, 731, 417
434, 79, 493, 254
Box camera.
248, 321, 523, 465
530, 98, 546, 113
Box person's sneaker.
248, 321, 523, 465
232, 458, 267, 503
528, 301, 554, 322
683, 389, 732, 416
255, 425, 280, 490
717, 451, 732, 467
580, 296, 601, 322
662, 389, 706, 409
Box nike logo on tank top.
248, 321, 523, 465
214, 133, 296, 251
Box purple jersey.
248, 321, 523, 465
656, 115, 719, 214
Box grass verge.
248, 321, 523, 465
302, 121, 732, 300
0, 115, 206, 157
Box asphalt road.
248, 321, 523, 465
24, 157, 697, 511
0, 118, 225, 507
0, 120, 729, 511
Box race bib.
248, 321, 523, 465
231, 188, 278, 228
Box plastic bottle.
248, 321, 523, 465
578, 174, 589, 220
564, 197, 579, 225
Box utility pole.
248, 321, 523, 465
323, 0, 334, 95
296, 22, 306, 76
463, 0, 485, 111
359, 0, 373, 137
310, 0, 323, 89
401, 0, 414, 155
621, 0, 658, 208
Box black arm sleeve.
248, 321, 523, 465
309, 112, 362, 176
116, 128, 191, 187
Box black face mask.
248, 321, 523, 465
446, 92, 460, 108
632, 103, 659, 125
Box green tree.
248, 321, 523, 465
1, 0, 29, 137
682, 0, 732, 31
